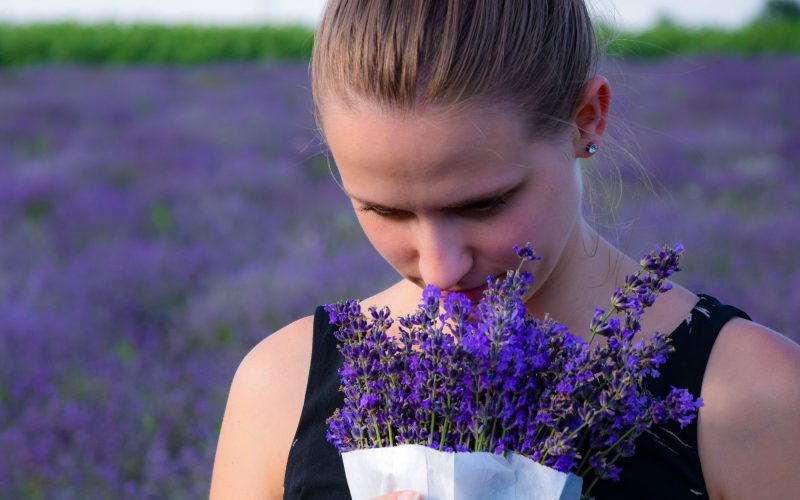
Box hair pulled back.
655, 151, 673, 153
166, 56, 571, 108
311, 0, 601, 140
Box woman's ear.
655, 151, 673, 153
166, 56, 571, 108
573, 75, 611, 158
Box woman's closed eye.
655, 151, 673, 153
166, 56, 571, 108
358, 197, 508, 220
456, 196, 507, 217
358, 204, 411, 220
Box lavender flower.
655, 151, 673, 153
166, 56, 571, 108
326, 243, 701, 496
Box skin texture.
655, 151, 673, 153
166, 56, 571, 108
209, 76, 800, 499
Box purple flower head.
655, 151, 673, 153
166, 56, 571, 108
442, 291, 472, 326
589, 453, 622, 481
639, 243, 684, 279
513, 243, 542, 262
659, 386, 704, 429
324, 299, 361, 327
590, 309, 620, 338
421, 285, 441, 321
610, 287, 641, 314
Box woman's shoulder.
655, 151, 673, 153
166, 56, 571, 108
209, 280, 413, 499
248, 313, 317, 370
210, 314, 316, 500
360, 279, 421, 315
698, 317, 800, 498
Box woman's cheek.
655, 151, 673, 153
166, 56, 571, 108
358, 217, 411, 265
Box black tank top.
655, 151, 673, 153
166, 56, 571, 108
283, 294, 750, 499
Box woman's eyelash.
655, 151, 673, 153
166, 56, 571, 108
461, 197, 507, 214
359, 206, 388, 214
358, 205, 409, 219
358, 197, 507, 218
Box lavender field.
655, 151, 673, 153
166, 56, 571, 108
1, 57, 798, 497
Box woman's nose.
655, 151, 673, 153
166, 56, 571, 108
415, 222, 472, 290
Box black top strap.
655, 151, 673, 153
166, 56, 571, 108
648, 294, 751, 408
590, 293, 750, 499
283, 306, 349, 499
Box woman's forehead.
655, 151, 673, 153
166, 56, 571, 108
341, 160, 528, 211
320, 98, 575, 208
323, 101, 532, 171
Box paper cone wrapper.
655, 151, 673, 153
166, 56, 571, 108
342, 444, 582, 500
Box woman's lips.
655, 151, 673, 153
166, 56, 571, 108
443, 283, 489, 303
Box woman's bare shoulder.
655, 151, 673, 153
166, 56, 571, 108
210, 315, 315, 500
361, 279, 421, 316
698, 318, 800, 499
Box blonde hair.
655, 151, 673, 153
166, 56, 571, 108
311, 0, 602, 141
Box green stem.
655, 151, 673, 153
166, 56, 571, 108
358, 353, 383, 447
439, 416, 450, 451
539, 428, 557, 462
581, 452, 636, 498
604, 426, 636, 457
582, 447, 628, 498
488, 417, 499, 451
575, 430, 591, 472
428, 412, 436, 447
584, 475, 602, 498
427, 385, 438, 447
370, 412, 383, 448
567, 421, 588, 441
439, 395, 452, 451
577, 426, 636, 477
587, 307, 615, 346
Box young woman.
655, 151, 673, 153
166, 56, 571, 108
210, 1, 800, 498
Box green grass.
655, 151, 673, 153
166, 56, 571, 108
0, 19, 798, 66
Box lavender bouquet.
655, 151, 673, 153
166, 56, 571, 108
325, 244, 702, 499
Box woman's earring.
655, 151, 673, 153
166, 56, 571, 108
585, 143, 598, 155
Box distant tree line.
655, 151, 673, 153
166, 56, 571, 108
760, 0, 800, 20
0, 1, 798, 66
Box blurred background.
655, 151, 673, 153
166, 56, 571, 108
0, 1, 798, 498
0, 0, 777, 28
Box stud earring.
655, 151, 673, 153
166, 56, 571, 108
585, 143, 598, 155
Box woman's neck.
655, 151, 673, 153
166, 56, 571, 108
523, 220, 637, 341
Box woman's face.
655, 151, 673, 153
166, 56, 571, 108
322, 100, 586, 303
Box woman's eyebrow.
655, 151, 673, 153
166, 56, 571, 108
343, 190, 382, 207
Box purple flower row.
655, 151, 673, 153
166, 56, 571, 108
0, 55, 795, 497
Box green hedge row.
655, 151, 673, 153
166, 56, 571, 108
0, 23, 314, 66
0, 20, 798, 66
603, 19, 800, 57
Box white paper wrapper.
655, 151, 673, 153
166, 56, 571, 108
342, 444, 582, 500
